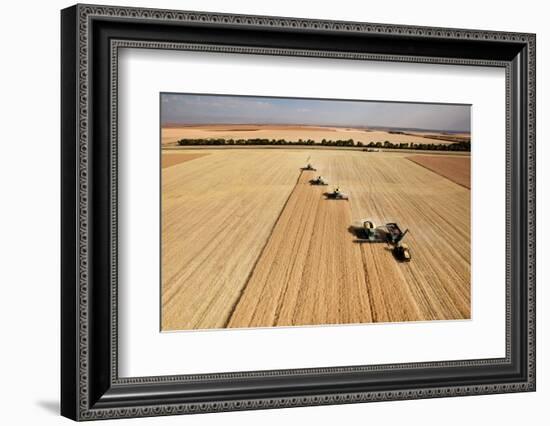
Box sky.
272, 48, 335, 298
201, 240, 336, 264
161, 93, 471, 132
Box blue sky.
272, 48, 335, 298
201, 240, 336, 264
161, 93, 471, 132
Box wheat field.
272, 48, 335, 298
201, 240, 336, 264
161, 149, 308, 330
161, 148, 470, 331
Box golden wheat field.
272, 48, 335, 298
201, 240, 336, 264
161, 148, 471, 331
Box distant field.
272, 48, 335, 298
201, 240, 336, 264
161, 124, 464, 146
407, 155, 471, 189
161, 153, 209, 169
161, 148, 471, 330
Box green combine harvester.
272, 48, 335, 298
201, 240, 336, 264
352, 220, 411, 262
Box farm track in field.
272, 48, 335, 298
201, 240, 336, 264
161, 149, 471, 331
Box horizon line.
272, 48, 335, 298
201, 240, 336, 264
161, 122, 471, 134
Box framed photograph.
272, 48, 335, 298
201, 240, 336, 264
61, 4, 536, 421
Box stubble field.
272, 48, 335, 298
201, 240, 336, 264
161, 148, 471, 331
406, 155, 471, 189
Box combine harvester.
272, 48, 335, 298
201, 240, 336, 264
309, 176, 328, 185
302, 156, 317, 171
351, 220, 411, 262
325, 187, 349, 200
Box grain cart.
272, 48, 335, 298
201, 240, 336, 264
351, 220, 411, 262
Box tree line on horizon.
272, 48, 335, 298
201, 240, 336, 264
176, 137, 471, 151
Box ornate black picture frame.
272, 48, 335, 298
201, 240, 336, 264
61, 4, 536, 421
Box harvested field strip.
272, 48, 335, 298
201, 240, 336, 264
161, 152, 210, 169
406, 155, 471, 189
222, 169, 306, 327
